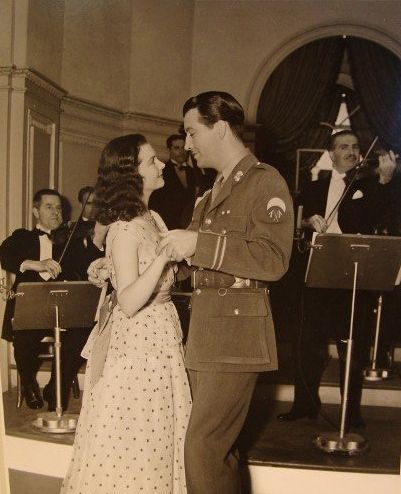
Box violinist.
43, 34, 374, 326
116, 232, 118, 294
76, 186, 96, 246
0, 188, 105, 411
278, 130, 397, 429
50, 186, 104, 253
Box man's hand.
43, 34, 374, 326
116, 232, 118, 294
378, 150, 397, 184
22, 259, 62, 279
92, 222, 109, 250
158, 230, 198, 262
302, 215, 327, 233
87, 257, 111, 288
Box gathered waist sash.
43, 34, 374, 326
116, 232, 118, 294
143, 289, 172, 308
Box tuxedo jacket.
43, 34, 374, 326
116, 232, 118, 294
149, 160, 204, 230
298, 172, 396, 236
0, 228, 103, 340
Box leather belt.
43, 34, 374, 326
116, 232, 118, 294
191, 269, 269, 290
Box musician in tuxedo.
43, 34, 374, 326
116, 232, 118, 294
0, 189, 105, 410
278, 130, 397, 428
149, 134, 205, 229
73, 185, 98, 247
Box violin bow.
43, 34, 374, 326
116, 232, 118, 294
57, 190, 93, 265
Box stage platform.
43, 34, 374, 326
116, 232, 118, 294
3, 377, 401, 494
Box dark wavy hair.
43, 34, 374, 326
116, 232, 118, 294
95, 134, 148, 225
183, 91, 244, 140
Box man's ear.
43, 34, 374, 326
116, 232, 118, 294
216, 120, 227, 140
32, 206, 40, 221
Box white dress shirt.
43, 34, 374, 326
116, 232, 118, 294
324, 168, 346, 234
20, 225, 53, 280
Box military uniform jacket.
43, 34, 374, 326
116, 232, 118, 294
185, 153, 294, 372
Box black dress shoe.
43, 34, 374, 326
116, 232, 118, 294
277, 410, 318, 421
43, 383, 68, 412
43, 383, 56, 411
42, 383, 53, 402
23, 383, 44, 409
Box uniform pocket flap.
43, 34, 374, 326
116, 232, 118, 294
223, 215, 247, 233
213, 291, 268, 317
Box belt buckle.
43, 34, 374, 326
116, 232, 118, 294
230, 277, 250, 288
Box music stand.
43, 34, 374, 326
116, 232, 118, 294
363, 294, 392, 381
305, 233, 401, 455
13, 281, 101, 433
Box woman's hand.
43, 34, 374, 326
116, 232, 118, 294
158, 246, 174, 265
87, 257, 111, 287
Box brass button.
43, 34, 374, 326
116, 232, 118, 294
221, 229, 227, 234
221, 211, 225, 215
234, 308, 239, 315
195, 289, 202, 295
205, 218, 212, 225
226, 210, 231, 214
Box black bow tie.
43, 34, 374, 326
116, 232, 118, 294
177, 165, 187, 171
37, 230, 52, 239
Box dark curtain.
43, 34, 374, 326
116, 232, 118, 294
256, 37, 345, 192
344, 86, 376, 154
348, 37, 401, 154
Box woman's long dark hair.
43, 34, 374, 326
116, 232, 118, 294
95, 134, 148, 225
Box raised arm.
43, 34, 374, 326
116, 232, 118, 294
112, 228, 171, 317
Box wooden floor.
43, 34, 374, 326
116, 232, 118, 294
239, 385, 401, 475
3, 379, 401, 482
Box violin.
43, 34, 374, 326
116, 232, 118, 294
51, 220, 96, 245
52, 190, 97, 264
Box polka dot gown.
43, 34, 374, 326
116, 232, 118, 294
61, 212, 192, 494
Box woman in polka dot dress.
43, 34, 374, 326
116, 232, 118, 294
61, 134, 191, 494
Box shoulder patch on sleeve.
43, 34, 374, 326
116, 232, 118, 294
266, 197, 286, 222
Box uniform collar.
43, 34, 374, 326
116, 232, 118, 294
206, 153, 258, 213
227, 153, 259, 183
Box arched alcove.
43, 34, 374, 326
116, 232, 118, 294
248, 28, 401, 191
245, 23, 401, 123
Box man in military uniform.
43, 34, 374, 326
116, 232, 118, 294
159, 91, 294, 494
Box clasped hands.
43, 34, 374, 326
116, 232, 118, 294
87, 229, 198, 288
157, 230, 198, 263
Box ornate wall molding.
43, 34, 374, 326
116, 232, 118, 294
245, 23, 401, 123
0, 66, 66, 99
59, 129, 107, 149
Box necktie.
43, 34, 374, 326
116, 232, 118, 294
176, 165, 188, 188
343, 169, 357, 188
343, 175, 352, 188
37, 230, 52, 240
211, 175, 224, 204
